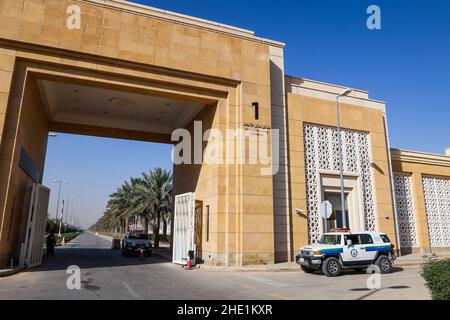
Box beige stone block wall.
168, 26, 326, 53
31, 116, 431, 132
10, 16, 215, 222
173, 90, 276, 266
286, 93, 397, 253
0, 0, 272, 86
0, 48, 17, 263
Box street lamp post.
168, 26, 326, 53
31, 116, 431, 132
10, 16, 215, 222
69, 201, 75, 227
64, 197, 73, 229
59, 198, 65, 236
336, 88, 353, 229
51, 180, 68, 224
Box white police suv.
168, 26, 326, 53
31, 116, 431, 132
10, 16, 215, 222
296, 229, 396, 277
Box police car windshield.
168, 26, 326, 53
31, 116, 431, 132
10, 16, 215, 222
319, 235, 341, 245
128, 233, 149, 240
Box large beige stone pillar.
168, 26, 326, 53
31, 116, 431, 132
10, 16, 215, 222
0, 48, 17, 265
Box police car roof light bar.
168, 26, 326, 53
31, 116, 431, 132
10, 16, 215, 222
329, 228, 351, 232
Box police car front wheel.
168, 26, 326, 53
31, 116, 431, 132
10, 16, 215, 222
375, 255, 392, 274
322, 257, 342, 277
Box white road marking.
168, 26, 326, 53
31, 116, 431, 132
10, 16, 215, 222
122, 281, 140, 298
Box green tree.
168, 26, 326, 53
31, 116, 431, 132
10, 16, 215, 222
90, 168, 173, 247
138, 168, 173, 248
106, 177, 142, 233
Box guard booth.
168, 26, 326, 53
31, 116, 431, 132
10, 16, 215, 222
172, 193, 202, 265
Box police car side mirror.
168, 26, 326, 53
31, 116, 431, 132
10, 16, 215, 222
346, 240, 353, 246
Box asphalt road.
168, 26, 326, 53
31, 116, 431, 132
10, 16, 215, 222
0, 232, 430, 300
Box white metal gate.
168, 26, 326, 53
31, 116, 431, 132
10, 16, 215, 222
172, 192, 195, 265
19, 184, 51, 268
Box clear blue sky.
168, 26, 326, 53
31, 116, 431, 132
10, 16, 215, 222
43, 0, 450, 228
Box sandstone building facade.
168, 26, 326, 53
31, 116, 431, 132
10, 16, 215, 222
0, 0, 448, 267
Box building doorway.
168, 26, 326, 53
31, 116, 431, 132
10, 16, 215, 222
319, 174, 366, 233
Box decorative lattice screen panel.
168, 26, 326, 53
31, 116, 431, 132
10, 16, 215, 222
393, 173, 419, 247
422, 176, 450, 247
303, 124, 376, 244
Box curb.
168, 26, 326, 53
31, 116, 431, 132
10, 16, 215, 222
198, 264, 300, 272
394, 262, 425, 267
198, 266, 300, 272
395, 258, 450, 267
0, 267, 20, 278
93, 232, 114, 241
196, 254, 450, 272
198, 260, 434, 272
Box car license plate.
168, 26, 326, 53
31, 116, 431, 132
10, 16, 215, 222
299, 258, 305, 263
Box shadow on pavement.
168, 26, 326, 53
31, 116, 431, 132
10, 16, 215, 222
26, 247, 170, 273
305, 266, 405, 277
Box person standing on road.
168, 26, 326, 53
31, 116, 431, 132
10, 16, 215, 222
46, 231, 56, 259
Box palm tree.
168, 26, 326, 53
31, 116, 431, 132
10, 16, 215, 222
161, 198, 172, 240
139, 168, 173, 248
90, 168, 173, 247
107, 177, 143, 233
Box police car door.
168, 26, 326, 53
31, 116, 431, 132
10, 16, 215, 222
358, 234, 378, 261
342, 234, 368, 263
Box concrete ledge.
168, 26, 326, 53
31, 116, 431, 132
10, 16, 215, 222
198, 262, 299, 272
196, 253, 450, 272
395, 252, 450, 267
0, 267, 20, 278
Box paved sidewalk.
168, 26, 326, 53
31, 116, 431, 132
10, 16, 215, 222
395, 251, 450, 266
199, 262, 298, 272
197, 252, 450, 272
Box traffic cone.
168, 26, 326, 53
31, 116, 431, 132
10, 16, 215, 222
139, 248, 144, 260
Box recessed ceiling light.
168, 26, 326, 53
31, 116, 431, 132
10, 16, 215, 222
109, 97, 136, 108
